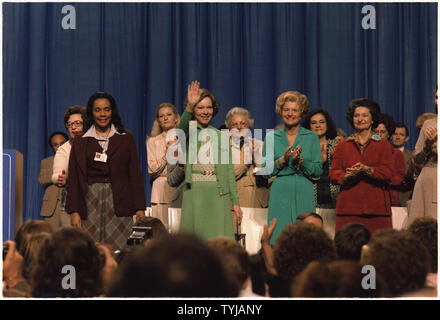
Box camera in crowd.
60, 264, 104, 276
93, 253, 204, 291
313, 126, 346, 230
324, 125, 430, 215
126, 226, 153, 246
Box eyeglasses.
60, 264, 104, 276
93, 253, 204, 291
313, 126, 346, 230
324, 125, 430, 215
231, 121, 249, 128
66, 121, 83, 128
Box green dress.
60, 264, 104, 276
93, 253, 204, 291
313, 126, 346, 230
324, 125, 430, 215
179, 110, 239, 241
262, 127, 323, 245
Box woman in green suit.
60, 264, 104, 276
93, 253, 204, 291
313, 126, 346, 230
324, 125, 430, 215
262, 91, 323, 245
178, 81, 243, 241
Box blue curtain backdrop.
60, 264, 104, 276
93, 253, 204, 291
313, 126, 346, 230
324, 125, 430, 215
3, 2, 437, 221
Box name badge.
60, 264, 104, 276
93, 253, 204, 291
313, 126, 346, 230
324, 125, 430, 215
94, 152, 108, 163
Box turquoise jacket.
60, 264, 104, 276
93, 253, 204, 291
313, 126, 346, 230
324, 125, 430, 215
179, 110, 239, 206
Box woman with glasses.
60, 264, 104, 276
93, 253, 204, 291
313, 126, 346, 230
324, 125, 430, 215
66, 92, 146, 250
224, 107, 270, 234
49, 105, 87, 228
146, 102, 180, 229
178, 81, 242, 241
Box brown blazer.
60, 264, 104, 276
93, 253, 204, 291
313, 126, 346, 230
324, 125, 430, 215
39, 156, 62, 217
66, 130, 146, 219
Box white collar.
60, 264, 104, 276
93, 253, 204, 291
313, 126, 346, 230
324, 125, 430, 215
83, 124, 124, 140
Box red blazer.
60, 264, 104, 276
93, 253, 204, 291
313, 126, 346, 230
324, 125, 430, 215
329, 135, 393, 216
66, 130, 146, 219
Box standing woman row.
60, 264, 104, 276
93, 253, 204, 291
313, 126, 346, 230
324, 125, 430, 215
263, 91, 323, 245
66, 92, 146, 250
146, 103, 180, 229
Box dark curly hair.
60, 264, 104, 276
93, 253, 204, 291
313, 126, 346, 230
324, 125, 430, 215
377, 113, 396, 137
407, 217, 438, 273
303, 108, 338, 139
31, 227, 105, 297
85, 92, 125, 133
334, 223, 371, 261
361, 230, 430, 296
346, 98, 381, 129
273, 222, 336, 284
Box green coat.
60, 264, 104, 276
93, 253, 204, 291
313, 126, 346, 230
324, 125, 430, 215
179, 110, 239, 240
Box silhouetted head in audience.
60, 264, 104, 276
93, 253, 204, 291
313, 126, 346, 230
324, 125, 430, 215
360, 230, 430, 297
273, 222, 336, 286
21, 232, 51, 281
207, 236, 251, 295
107, 234, 237, 297
407, 217, 438, 274
291, 260, 390, 298
31, 227, 105, 297
14, 220, 53, 256
334, 223, 371, 261
296, 212, 323, 229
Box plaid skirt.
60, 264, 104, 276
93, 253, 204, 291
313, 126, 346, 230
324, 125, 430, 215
83, 183, 133, 251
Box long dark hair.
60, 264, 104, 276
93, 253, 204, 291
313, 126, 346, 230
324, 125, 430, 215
303, 108, 338, 139
85, 92, 125, 133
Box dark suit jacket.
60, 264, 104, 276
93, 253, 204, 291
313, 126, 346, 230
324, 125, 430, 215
66, 130, 146, 219
39, 156, 62, 217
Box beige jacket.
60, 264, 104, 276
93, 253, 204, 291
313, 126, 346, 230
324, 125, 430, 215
146, 132, 176, 204
39, 156, 62, 217
232, 139, 270, 208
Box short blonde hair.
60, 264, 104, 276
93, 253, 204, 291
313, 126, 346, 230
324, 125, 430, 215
275, 91, 310, 117
225, 107, 254, 129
